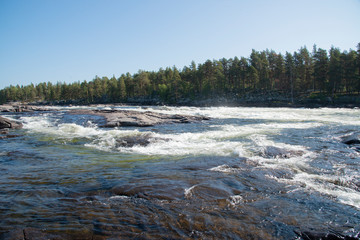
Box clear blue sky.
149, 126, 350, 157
0, 0, 359, 89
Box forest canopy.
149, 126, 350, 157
1, 44, 360, 105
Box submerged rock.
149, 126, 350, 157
0, 227, 91, 240
69, 109, 210, 128
111, 183, 184, 200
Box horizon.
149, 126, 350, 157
1, 0, 360, 89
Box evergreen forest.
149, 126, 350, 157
1, 44, 360, 105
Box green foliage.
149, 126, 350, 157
1, 44, 359, 105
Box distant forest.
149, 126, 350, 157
1, 44, 360, 105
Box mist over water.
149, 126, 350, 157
1, 106, 359, 239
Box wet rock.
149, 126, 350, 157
0, 116, 23, 129
0, 129, 9, 134
0, 228, 66, 240
69, 109, 209, 128
0, 134, 19, 139
261, 146, 304, 158
0, 229, 24, 240
341, 133, 360, 145
116, 133, 168, 148
111, 183, 184, 200
296, 230, 359, 240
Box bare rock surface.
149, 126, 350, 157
0, 116, 22, 139
0, 116, 23, 129
341, 133, 360, 145
69, 109, 210, 127
0, 103, 51, 112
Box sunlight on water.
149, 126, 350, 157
1, 106, 360, 238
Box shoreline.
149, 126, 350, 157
1, 97, 359, 112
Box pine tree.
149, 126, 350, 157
313, 48, 329, 92
328, 47, 342, 95
118, 75, 127, 100
285, 52, 295, 102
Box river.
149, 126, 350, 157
0, 106, 359, 239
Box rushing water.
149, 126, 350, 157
0, 106, 359, 239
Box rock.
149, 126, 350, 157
115, 133, 168, 148
341, 133, 360, 145
0, 129, 9, 134
111, 183, 184, 200
0, 229, 24, 240
0, 134, 19, 139
0, 103, 51, 112
0, 116, 23, 129
69, 109, 209, 128
0, 228, 65, 240
296, 230, 359, 240
0, 123, 20, 139
261, 146, 304, 158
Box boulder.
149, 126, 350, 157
0, 116, 23, 129
116, 133, 168, 148
341, 133, 360, 145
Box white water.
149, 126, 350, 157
19, 106, 360, 209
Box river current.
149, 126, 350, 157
0, 106, 359, 239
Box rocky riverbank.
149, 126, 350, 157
0, 103, 53, 112
2, 91, 360, 110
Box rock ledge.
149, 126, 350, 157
69, 109, 210, 127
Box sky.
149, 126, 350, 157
0, 0, 359, 89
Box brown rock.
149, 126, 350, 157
0, 116, 23, 129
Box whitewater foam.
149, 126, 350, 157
14, 106, 360, 209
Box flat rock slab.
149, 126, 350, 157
69, 109, 210, 127
0, 104, 51, 112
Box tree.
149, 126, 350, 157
239, 57, 249, 93
118, 75, 127, 100
134, 70, 150, 96
108, 75, 118, 102
328, 47, 342, 95
171, 66, 181, 101
357, 43, 360, 92
219, 58, 231, 92
0, 43, 359, 104
274, 53, 285, 90
259, 51, 270, 90
124, 73, 134, 98
313, 48, 329, 92
248, 66, 259, 90
249, 49, 261, 90
299, 46, 313, 91
267, 49, 278, 91
285, 52, 295, 102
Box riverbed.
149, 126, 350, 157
0, 106, 359, 239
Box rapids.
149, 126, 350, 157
0, 106, 359, 239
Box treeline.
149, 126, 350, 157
1, 44, 360, 105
